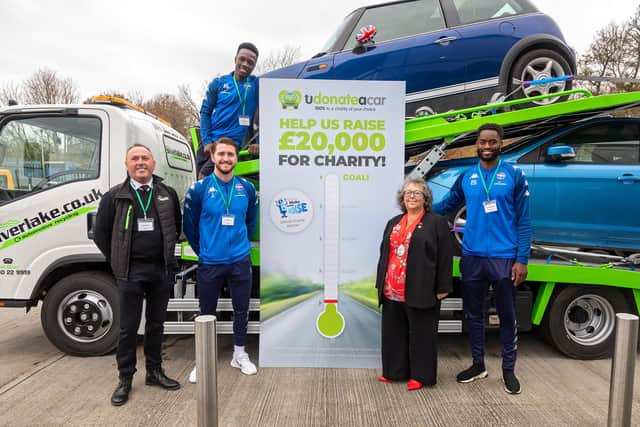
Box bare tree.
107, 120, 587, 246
143, 94, 192, 137
22, 68, 79, 104
0, 81, 22, 106
578, 9, 640, 94
177, 84, 200, 127
626, 4, 640, 81
255, 45, 302, 75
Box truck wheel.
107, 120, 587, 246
41, 272, 119, 356
544, 286, 631, 359
508, 49, 572, 108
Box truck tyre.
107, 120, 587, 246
544, 286, 631, 359
508, 49, 572, 108
41, 272, 119, 356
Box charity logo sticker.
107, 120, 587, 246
270, 189, 313, 233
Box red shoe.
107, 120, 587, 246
407, 379, 423, 391
377, 375, 393, 383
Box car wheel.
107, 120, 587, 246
543, 286, 632, 359
41, 272, 119, 356
509, 49, 573, 108
447, 205, 466, 253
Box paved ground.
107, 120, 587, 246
1, 307, 639, 427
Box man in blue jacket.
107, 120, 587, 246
183, 137, 258, 381
197, 42, 259, 178
433, 123, 531, 395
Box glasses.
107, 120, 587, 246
404, 190, 424, 198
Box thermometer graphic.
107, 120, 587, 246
316, 174, 345, 338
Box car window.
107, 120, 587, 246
544, 122, 640, 164
321, 10, 359, 53
343, 0, 446, 51
453, 0, 525, 24
0, 116, 101, 204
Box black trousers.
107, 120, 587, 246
116, 262, 172, 377
381, 298, 441, 385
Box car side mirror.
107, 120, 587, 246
353, 24, 377, 54
546, 145, 576, 161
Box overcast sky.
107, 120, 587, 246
0, 0, 636, 101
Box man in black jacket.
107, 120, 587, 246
94, 144, 182, 406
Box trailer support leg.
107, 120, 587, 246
632, 289, 640, 316
532, 282, 555, 325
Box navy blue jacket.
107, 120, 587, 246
183, 174, 257, 265
199, 72, 259, 148
433, 161, 532, 264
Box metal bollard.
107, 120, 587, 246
195, 315, 218, 427
607, 313, 639, 427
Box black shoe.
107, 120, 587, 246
503, 369, 521, 394
111, 376, 132, 406
145, 368, 180, 390
456, 363, 488, 383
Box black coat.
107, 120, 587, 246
375, 211, 453, 309
93, 175, 182, 280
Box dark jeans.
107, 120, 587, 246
381, 297, 441, 385
460, 255, 517, 370
116, 262, 172, 378
197, 256, 251, 346
196, 144, 215, 178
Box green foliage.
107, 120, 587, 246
340, 277, 380, 312
260, 273, 323, 304
260, 291, 321, 320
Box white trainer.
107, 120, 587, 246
189, 367, 197, 384
230, 352, 257, 375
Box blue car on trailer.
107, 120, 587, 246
264, 0, 576, 116
427, 116, 640, 254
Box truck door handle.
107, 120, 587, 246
617, 173, 640, 184
87, 211, 97, 239
435, 36, 457, 45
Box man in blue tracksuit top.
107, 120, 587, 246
183, 137, 258, 381
433, 123, 531, 395
197, 42, 260, 178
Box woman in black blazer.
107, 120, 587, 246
375, 177, 453, 390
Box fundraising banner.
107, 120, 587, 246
259, 79, 405, 367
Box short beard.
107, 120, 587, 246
215, 163, 234, 175
477, 148, 499, 162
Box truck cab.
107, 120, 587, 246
0, 98, 196, 355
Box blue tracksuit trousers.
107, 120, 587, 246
460, 255, 518, 370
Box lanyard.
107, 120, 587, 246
212, 175, 235, 214
477, 160, 501, 200
232, 77, 249, 115
134, 187, 153, 219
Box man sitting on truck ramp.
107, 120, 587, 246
183, 137, 259, 381
94, 144, 182, 406
197, 42, 260, 178
433, 123, 531, 395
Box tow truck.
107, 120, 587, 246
1, 89, 638, 360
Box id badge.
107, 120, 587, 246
138, 218, 155, 231
239, 115, 250, 126
483, 199, 498, 214
222, 214, 235, 226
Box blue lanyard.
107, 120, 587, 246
232, 77, 249, 115
211, 175, 235, 214
477, 160, 501, 200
